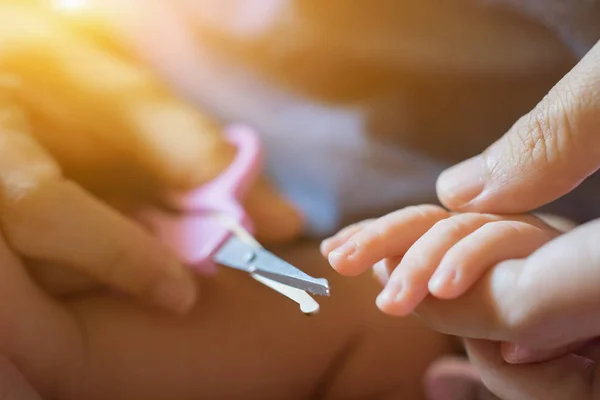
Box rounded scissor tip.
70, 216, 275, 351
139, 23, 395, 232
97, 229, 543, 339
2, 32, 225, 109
300, 302, 320, 315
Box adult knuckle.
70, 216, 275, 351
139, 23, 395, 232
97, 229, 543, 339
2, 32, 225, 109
1, 173, 58, 208
517, 106, 557, 167
0, 176, 66, 256
0, 133, 62, 209
513, 86, 584, 171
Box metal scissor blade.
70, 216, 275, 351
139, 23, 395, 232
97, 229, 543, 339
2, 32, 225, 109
213, 235, 330, 297
251, 274, 320, 315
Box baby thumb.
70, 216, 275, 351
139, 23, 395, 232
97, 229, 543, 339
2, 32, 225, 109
437, 40, 600, 213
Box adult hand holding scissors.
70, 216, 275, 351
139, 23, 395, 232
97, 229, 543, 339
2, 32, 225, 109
0, 1, 303, 314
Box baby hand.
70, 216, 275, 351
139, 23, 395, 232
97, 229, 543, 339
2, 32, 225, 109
321, 205, 561, 316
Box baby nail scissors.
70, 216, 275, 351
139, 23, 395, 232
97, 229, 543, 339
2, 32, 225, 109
139, 125, 329, 314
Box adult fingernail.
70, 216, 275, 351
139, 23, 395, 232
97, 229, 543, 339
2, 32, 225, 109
153, 270, 197, 315
437, 155, 486, 209
502, 343, 533, 363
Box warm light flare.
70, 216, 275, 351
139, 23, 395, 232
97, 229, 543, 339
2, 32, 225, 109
52, 0, 88, 13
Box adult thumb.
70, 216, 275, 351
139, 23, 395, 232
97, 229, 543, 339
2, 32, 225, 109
465, 339, 598, 400
437, 40, 600, 213
0, 356, 42, 400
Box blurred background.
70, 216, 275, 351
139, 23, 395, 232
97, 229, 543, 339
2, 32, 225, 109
2, 0, 589, 236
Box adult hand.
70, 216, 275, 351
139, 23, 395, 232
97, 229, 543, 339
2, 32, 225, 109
0, 2, 302, 314
436, 40, 600, 214
0, 128, 199, 314
429, 39, 600, 399
32, 0, 305, 244
410, 217, 600, 399
0, 2, 229, 314
385, 39, 600, 349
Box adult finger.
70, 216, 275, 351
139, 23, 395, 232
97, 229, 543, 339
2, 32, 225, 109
465, 339, 597, 400
500, 340, 587, 364
242, 175, 305, 244
415, 218, 600, 349
501, 337, 600, 365
437, 40, 600, 213
0, 131, 197, 314
0, 356, 42, 400
1, 3, 234, 189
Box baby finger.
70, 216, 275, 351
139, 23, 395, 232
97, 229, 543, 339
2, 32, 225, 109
429, 221, 555, 299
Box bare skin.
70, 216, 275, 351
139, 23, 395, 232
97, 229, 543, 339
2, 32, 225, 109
321, 206, 562, 317
6, 239, 456, 400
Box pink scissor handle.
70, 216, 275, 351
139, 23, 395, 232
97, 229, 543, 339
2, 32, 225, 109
137, 124, 262, 275
165, 124, 262, 212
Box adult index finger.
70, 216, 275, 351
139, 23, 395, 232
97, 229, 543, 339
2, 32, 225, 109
0, 131, 197, 314
0, 3, 234, 189
437, 41, 600, 213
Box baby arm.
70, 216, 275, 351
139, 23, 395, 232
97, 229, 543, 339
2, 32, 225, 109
321, 205, 562, 316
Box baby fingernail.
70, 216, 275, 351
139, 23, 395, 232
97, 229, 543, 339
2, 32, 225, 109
428, 269, 456, 293
328, 241, 357, 264
376, 283, 403, 307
